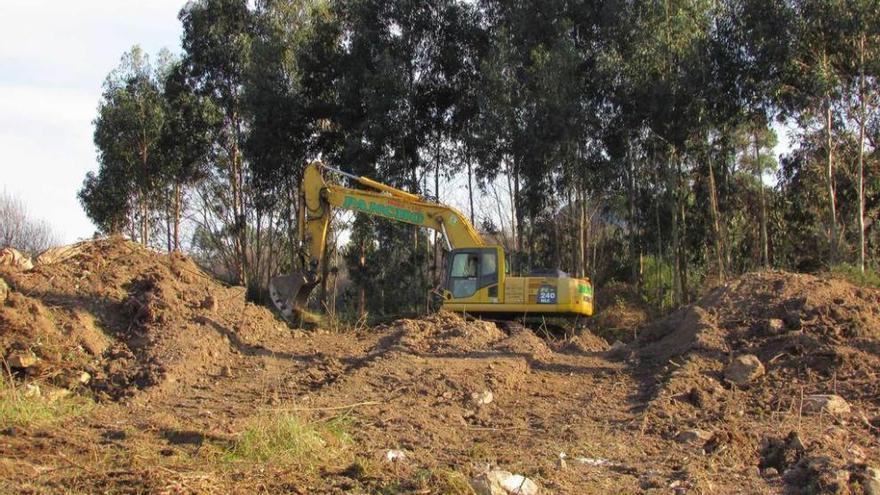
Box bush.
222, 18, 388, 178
0, 191, 60, 255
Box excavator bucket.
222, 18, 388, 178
269, 272, 319, 321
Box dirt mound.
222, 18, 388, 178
0, 237, 288, 401
639, 270, 880, 376
559, 329, 610, 353
380, 311, 506, 354
635, 271, 880, 493
492, 323, 552, 359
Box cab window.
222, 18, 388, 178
479, 250, 498, 289
481, 252, 496, 276
449, 253, 479, 297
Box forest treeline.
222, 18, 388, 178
79, 0, 880, 316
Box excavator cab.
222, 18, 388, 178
444, 247, 502, 302
442, 245, 594, 317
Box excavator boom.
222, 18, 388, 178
269, 161, 482, 319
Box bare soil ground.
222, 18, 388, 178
1, 238, 879, 494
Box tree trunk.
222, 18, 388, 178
825, 96, 838, 263
677, 158, 688, 303
577, 186, 586, 278
467, 147, 475, 226
173, 182, 181, 252
165, 187, 172, 253
433, 138, 441, 286
627, 154, 641, 286
857, 34, 867, 273
669, 158, 682, 306
707, 156, 725, 281
512, 160, 522, 271
230, 108, 248, 288
755, 129, 769, 269
358, 240, 366, 319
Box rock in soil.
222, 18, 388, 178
7, 350, 38, 369
470, 390, 494, 407
470, 470, 539, 495
802, 394, 851, 416
860, 466, 880, 495
724, 354, 765, 386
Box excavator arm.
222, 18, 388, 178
270, 161, 483, 319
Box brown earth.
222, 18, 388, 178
1, 240, 879, 494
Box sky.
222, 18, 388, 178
0, 1, 185, 243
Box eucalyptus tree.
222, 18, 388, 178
838, 0, 880, 272
158, 61, 220, 252
89, 46, 167, 246
782, 0, 850, 262
180, 0, 255, 285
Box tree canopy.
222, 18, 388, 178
81, 0, 880, 316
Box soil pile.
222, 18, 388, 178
0, 237, 288, 401
636, 271, 880, 493
383, 311, 506, 354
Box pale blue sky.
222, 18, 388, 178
0, 1, 185, 243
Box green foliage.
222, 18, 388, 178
641, 256, 676, 311
81, 0, 880, 316
225, 412, 351, 469
828, 263, 880, 288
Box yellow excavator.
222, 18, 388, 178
269, 161, 594, 320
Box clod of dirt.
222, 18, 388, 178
850, 465, 880, 495
637, 305, 724, 363
561, 330, 609, 353
764, 318, 786, 335
783, 455, 850, 494
723, 354, 765, 386
605, 340, 631, 361
802, 394, 851, 416
493, 324, 551, 360
43, 386, 72, 403
760, 431, 805, 473
675, 429, 712, 445
0, 247, 33, 270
